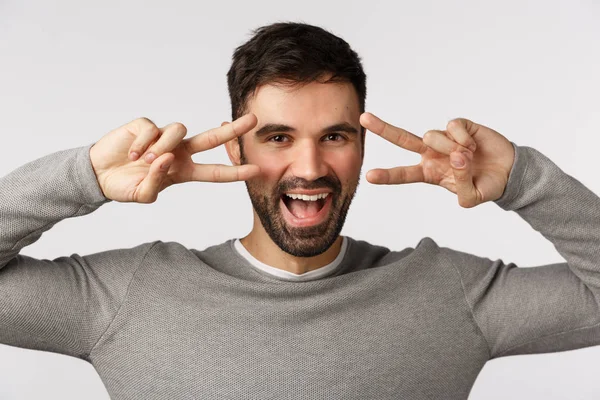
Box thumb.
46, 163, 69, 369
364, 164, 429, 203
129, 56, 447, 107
135, 153, 174, 203
450, 150, 479, 208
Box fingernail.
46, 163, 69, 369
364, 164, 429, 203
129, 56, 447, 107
129, 151, 139, 161
161, 162, 171, 170
451, 154, 465, 167
468, 144, 477, 152
145, 153, 155, 163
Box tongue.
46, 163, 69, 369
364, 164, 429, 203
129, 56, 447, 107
288, 199, 321, 219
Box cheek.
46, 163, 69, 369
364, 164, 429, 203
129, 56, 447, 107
328, 152, 362, 185
257, 156, 286, 179
247, 153, 286, 189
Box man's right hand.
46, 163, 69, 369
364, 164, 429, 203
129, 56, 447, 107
89, 114, 260, 203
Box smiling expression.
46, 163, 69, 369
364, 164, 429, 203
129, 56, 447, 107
228, 79, 364, 257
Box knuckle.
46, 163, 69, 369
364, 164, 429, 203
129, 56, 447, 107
163, 122, 187, 141
422, 130, 435, 142
229, 121, 239, 137
207, 131, 220, 148
446, 119, 463, 131
148, 125, 160, 137
144, 185, 160, 204
171, 122, 187, 135
396, 168, 406, 182
135, 117, 156, 129
137, 191, 151, 204
141, 195, 156, 204
395, 132, 409, 148
134, 120, 160, 147
212, 167, 222, 181
458, 196, 475, 208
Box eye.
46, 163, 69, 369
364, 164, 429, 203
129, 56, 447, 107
268, 134, 289, 143
323, 133, 345, 142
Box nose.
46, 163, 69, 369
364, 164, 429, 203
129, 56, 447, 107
289, 139, 329, 182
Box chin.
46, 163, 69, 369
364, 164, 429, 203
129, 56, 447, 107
269, 215, 344, 258
283, 237, 336, 257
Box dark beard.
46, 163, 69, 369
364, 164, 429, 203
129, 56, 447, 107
244, 175, 359, 257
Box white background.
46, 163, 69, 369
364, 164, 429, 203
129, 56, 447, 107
1, 0, 599, 398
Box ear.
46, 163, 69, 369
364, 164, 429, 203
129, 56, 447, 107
223, 121, 242, 166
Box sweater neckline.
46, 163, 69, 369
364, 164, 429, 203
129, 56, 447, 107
232, 237, 349, 282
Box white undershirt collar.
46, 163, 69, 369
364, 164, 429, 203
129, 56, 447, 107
233, 237, 348, 282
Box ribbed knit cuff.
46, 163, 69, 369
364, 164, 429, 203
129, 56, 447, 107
76, 142, 112, 205
493, 141, 529, 211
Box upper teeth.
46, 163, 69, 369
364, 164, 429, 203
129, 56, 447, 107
285, 193, 329, 201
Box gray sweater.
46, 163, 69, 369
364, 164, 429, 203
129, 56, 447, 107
1, 141, 599, 399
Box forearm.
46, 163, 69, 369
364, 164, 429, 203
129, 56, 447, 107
443, 143, 600, 358
0, 143, 110, 267
494, 142, 600, 299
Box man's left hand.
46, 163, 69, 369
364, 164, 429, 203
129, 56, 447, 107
359, 112, 515, 208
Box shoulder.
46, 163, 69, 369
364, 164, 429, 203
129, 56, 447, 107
142, 239, 235, 267
343, 236, 444, 269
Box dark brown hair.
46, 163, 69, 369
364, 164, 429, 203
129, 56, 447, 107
226, 21, 367, 150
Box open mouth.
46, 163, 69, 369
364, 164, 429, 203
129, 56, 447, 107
280, 192, 333, 227
281, 193, 328, 218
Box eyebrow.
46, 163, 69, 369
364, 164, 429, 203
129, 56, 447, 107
254, 122, 359, 138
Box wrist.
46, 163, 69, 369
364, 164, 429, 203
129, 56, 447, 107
89, 143, 108, 199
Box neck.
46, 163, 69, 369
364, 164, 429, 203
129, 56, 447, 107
240, 217, 343, 275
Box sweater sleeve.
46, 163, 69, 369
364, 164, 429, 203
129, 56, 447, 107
0, 144, 156, 360
442, 142, 600, 359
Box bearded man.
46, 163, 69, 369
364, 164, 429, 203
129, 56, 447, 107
1, 22, 599, 400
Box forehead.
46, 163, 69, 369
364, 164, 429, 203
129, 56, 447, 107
246, 81, 360, 127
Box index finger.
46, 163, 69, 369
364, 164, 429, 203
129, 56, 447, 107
360, 112, 428, 155
183, 113, 258, 154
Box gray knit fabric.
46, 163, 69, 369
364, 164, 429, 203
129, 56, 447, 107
1, 141, 599, 399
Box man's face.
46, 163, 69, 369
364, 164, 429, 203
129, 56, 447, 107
233, 80, 363, 257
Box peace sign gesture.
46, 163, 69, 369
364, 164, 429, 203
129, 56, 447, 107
359, 112, 516, 208
90, 114, 261, 203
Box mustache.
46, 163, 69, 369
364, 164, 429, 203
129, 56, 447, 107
277, 176, 341, 194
